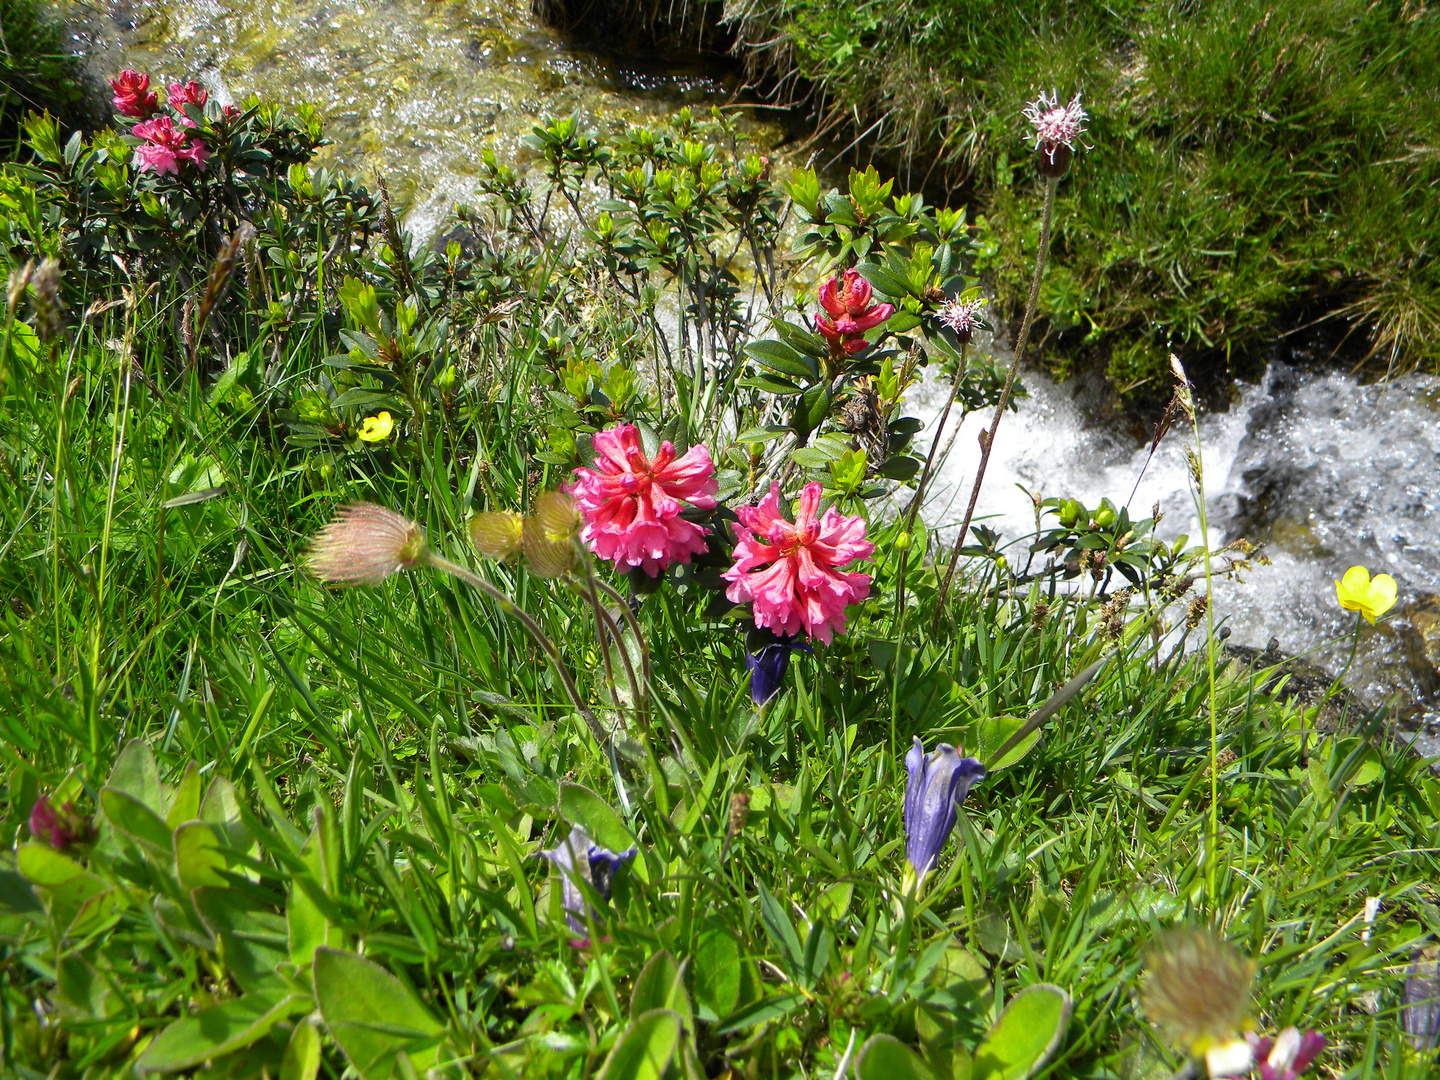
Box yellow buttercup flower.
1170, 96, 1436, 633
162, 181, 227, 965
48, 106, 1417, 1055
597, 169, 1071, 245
1335, 565, 1397, 624
358, 411, 394, 442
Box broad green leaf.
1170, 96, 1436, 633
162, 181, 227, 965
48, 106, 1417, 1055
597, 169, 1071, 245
288, 827, 339, 965
630, 951, 691, 1028
559, 782, 633, 852
135, 990, 301, 1073
745, 339, 818, 381
107, 739, 163, 814
174, 822, 227, 891
0, 867, 44, 921
166, 762, 203, 829
280, 1018, 322, 1080
918, 1003, 973, 1080
975, 716, 1039, 772
714, 990, 805, 1034
101, 787, 173, 853
193, 888, 289, 993
971, 984, 1072, 1080
312, 947, 447, 1080
857, 1034, 935, 1080
16, 843, 85, 886
817, 882, 853, 921
200, 776, 254, 853
692, 923, 741, 1019
597, 1008, 682, 1080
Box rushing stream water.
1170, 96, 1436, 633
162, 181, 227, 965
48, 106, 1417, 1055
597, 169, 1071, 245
77, 0, 1440, 748
909, 354, 1440, 751
78, 0, 785, 235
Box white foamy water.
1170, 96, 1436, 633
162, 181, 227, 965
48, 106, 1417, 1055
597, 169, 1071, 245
907, 360, 1440, 748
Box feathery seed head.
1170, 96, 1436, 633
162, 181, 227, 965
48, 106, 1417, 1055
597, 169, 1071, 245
309, 503, 427, 586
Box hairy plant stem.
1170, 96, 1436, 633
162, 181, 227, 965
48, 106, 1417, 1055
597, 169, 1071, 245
893, 341, 969, 620
933, 175, 1059, 631
425, 552, 609, 747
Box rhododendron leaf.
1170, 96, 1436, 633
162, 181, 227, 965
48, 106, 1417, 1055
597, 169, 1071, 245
739, 374, 803, 397
746, 339, 817, 381
854, 262, 910, 299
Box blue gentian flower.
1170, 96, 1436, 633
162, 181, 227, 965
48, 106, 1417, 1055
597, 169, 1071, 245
904, 737, 986, 881
745, 630, 812, 705
542, 825, 636, 933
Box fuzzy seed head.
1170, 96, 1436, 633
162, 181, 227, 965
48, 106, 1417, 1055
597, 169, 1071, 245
309, 503, 427, 586
1142, 928, 1254, 1055
522, 514, 577, 578
534, 491, 582, 543
470, 510, 524, 560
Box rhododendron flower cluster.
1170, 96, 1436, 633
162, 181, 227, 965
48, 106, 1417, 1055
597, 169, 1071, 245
131, 116, 210, 175
167, 81, 209, 125
568, 425, 718, 576
110, 69, 158, 118
723, 482, 873, 643
814, 268, 893, 356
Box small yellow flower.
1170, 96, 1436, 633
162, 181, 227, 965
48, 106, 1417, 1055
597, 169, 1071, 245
358, 411, 394, 442
1335, 565, 1397, 624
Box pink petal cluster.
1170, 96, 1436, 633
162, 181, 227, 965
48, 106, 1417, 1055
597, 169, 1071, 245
132, 116, 210, 175
723, 482, 874, 643
814, 268, 894, 356
168, 81, 209, 125
110, 69, 158, 118
567, 424, 718, 577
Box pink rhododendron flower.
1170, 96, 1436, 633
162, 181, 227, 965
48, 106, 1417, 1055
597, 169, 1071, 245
132, 116, 209, 175
167, 81, 209, 125
814, 268, 894, 356
723, 481, 873, 643
567, 424, 718, 576
111, 69, 158, 118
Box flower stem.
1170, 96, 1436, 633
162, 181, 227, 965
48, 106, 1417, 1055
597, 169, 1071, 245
933, 175, 1059, 631
894, 341, 968, 621
425, 552, 609, 747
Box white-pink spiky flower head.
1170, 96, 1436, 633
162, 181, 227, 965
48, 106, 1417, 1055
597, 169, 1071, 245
936, 296, 986, 342
1024, 90, 1088, 176
309, 502, 428, 586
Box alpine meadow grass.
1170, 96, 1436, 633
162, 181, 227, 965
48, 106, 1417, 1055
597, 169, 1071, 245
0, 59, 1437, 1080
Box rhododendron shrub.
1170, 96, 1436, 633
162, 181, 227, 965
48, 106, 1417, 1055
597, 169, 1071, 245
723, 482, 873, 643
567, 425, 718, 576
131, 116, 210, 175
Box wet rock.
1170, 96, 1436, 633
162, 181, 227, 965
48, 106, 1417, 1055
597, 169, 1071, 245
1220, 637, 1361, 732
1401, 594, 1440, 701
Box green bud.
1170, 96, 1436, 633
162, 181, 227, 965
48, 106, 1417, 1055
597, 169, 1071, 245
895, 531, 912, 551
